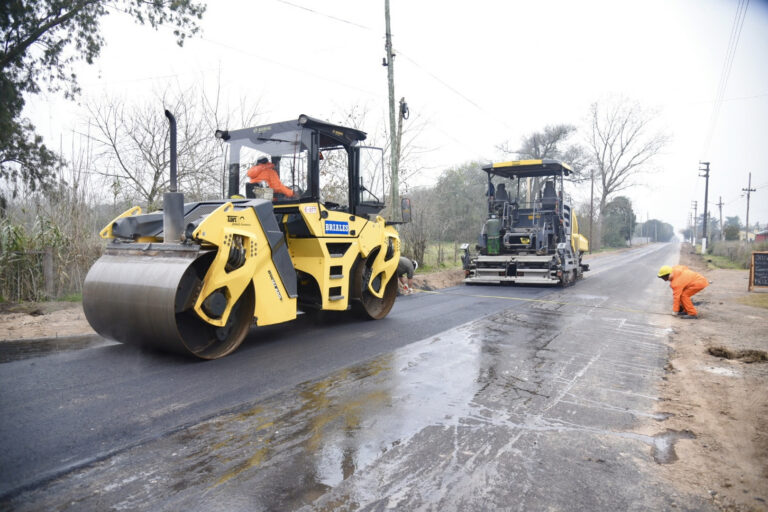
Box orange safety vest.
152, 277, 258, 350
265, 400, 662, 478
668, 265, 708, 312
246, 163, 294, 197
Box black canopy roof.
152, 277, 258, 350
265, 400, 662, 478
218, 114, 367, 153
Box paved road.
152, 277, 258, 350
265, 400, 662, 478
1, 243, 714, 510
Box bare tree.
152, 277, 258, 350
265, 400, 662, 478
335, 105, 428, 201
498, 124, 590, 200
587, 97, 668, 246
501, 124, 572, 157
499, 125, 588, 170
88, 84, 261, 210
89, 96, 171, 210
398, 187, 431, 264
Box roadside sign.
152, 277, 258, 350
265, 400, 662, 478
749, 251, 768, 291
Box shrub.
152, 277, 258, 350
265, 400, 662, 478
710, 240, 768, 269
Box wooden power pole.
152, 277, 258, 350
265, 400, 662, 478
383, 0, 400, 221
743, 172, 756, 241
699, 161, 710, 252
716, 196, 724, 241
691, 200, 698, 246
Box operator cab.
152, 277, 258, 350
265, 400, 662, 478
215, 115, 387, 218
480, 159, 573, 255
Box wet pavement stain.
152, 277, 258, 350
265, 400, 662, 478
3, 295, 714, 511
616, 429, 697, 464
0, 335, 115, 363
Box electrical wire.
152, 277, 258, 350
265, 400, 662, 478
701, 0, 750, 157
274, 0, 373, 30
273, 0, 515, 134
396, 51, 515, 132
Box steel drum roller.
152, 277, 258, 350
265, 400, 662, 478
83, 250, 255, 359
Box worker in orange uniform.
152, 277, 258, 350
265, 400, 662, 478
246, 157, 295, 198
657, 265, 709, 319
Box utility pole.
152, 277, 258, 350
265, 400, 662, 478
742, 172, 756, 242
687, 212, 691, 244
691, 200, 698, 247
699, 162, 710, 253
589, 168, 594, 253
716, 196, 724, 241
383, 0, 400, 221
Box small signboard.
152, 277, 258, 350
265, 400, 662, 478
749, 251, 768, 291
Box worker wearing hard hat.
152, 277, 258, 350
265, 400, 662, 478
657, 265, 709, 318
247, 157, 295, 198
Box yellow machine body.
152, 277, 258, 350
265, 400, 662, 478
571, 214, 590, 254
190, 202, 297, 327
278, 203, 399, 311
84, 198, 400, 359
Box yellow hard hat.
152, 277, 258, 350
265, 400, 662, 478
657, 265, 672, 277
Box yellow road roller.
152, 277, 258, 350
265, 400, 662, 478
83, 112, 409, 359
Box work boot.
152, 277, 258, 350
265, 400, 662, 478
680, 314, 698, 320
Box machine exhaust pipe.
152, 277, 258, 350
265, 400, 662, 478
163, 110, 184, 242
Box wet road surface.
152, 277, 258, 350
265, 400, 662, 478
0, 243, 714, 510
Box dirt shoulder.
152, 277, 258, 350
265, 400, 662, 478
0, 301, 94, 341
653, 245, 768, 511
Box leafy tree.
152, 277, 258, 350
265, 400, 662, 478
695, 213, 720, 241
601, 195, 635, 247
431, 162, 487, 242
723, 224, 740, 241
639, 219, 674, 242
398, 162, 487, 266
0, 0, 206, 203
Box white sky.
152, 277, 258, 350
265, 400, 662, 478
26, 0, 768, 233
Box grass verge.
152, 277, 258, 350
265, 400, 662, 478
702, 254, 743, 270
737, 292, 768, 310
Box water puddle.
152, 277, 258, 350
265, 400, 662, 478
617, 429, 696, 464
704, 366, 740, 377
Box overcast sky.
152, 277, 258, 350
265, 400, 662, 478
26, 0, 768, 233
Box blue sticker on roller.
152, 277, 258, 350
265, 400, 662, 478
325, 220, 350, 235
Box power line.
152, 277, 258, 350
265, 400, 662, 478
686, 91, 768, 105
274, 0, 514, 133
701, 0, 750, 157
199, 37, 382, 98
274, 0, 373, 30
396, 52, 514, 132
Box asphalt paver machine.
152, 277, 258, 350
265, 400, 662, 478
83, 113, 407, 359
462, 159, 589, 285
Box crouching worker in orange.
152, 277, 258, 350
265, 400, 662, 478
246, 157, 295, 199
657, 265, 709, 319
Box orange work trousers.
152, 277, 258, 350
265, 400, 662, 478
679, 280, 708, 316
